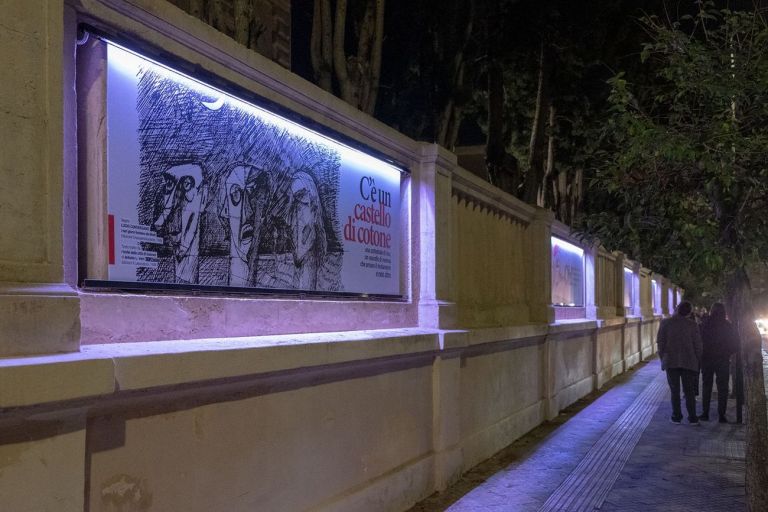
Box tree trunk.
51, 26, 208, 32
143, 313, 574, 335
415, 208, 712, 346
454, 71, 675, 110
726, 267, 768, 512
310, 0, 333, 92
207, 0, 228, 35
363, 0, 385, 115
333, 0, 354, 104
233, 0, 253, 48
484, 0, 506, 188
524, 39, 550, 204
309, 0, 385, 112
486, 57, 505, 188
437, 0, 475, 149
538, 104, 555, 208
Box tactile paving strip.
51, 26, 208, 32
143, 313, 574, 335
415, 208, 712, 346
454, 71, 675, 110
538, 372, 667, 512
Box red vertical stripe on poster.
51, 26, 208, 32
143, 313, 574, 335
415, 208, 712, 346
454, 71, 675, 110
108, 214, 115, 265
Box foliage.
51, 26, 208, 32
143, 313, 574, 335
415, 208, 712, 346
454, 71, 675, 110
459, 0, 656, 216
577, 2, 768, 293
376, 0, 479, 145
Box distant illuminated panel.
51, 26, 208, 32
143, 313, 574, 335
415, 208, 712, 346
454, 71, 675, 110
651, 279, 661, 313
103, 40, 403, 295
551, 237, 585, 307
623, 267, 635, 309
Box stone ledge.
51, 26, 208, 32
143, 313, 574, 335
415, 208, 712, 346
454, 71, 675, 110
548, 319, 599, 334
443, 324, 548, 350
0, 353, 113, 408
89, 328, 440, 391
0, 328, 439, 408
597, 317, 627, 328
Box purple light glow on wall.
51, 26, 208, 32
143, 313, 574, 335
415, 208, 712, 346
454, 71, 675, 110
551, 237, 585, 308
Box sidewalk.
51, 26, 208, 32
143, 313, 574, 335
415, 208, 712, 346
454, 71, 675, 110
408, 359, 746, 512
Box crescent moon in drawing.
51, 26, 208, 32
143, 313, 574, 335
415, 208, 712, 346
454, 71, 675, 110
201, 97, 225, 111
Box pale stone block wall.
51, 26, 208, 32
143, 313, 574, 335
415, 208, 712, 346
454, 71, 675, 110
596, 321, 625, 388
623, 318, 642, 368
549, 326, 596, 411
0, 429, 86, 512
87, 367, 433, 512
457, 334, 546, 470
641, 318, 660, 360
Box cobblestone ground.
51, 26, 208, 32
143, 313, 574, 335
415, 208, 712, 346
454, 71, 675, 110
408, 358, 749, 512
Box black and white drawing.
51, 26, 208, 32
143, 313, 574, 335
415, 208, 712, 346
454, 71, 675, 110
132, 67, 344, 291
105, 43, 401, 295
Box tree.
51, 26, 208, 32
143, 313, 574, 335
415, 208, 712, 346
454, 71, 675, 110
374, 0, 478, 147
577, 4, 768, 509
464, 0, 655, 219
310, 0, 385, 114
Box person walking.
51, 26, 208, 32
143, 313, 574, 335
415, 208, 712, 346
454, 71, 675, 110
698, 303, 738, 423
657, 301, 703, 425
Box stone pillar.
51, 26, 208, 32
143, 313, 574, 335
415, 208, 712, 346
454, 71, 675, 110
661, 277, 672, 316
415, 143, 456, 329
431, 350, 463, 490
584, 245, 598, 320
628, 260, 641, 317
639, 267, 654, 318
525, 208, 555, 324
650, 272, 664, 317
613, 251, 626, 317
0, 0, 80, 356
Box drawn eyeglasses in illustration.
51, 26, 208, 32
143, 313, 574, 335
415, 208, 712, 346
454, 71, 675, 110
220, 165, 272, 286
151, 163, 206, 283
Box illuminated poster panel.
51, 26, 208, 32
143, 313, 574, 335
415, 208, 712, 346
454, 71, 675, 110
651, 279, 661, 313
667, 289, 674, 313
551, 237, 585, 307
104, 42, 401, 295
623, 267, 635, 309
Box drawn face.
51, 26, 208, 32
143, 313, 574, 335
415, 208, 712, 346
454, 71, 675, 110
152, 164, 204, 255
222, 166, 270, 261
290, 172, 321, 265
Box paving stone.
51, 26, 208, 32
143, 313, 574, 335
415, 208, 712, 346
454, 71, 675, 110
408, 358, 749, 512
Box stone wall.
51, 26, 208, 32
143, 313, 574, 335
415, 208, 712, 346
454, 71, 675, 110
0, 1, 678, 511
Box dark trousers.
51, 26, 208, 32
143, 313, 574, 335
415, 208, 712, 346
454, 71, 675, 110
701, 362, 729, 417
666, 368, 698, 421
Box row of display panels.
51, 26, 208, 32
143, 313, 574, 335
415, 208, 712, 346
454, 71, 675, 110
88, 35, 675, 307
554, 237, 680, 312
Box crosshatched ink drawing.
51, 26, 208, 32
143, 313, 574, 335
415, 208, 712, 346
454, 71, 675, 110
104, 42, 402, 295
133, 67, 344, 291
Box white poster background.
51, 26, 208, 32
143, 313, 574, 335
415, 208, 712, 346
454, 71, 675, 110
623, 268, 635, 308
105, 42, 401, 295
551, 237, 585, 307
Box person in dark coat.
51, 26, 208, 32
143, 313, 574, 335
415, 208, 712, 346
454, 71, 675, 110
657, 301, 703, 425
698, 302, 739, 422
